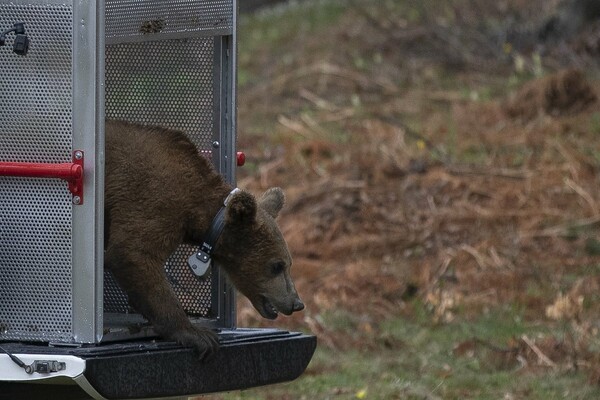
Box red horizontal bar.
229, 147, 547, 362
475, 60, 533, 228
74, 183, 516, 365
0, 151, 84, 204
0, 162, 81, 181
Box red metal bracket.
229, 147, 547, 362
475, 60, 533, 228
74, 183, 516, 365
0, 150, 84, 205
236, 151, 245, 167
199, 150, 246, 167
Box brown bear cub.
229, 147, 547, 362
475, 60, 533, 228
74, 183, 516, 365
104, 120, 304, 359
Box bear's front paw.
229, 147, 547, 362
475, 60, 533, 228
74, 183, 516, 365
172, 326, 220, 360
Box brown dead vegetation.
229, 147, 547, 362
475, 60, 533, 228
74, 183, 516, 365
504, 68, 597, 119
236, 0, 600, 379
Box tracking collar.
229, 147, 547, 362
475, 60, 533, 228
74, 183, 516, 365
188, 188, 241, 278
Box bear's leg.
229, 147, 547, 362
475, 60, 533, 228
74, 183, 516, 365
105, 242, 219, 359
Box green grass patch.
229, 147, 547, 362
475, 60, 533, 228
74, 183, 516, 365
215, 305, 600, 399
238, 0, 347, 86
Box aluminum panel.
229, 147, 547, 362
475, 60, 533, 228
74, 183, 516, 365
71, 0, 104, 343
0, 1, 74, 342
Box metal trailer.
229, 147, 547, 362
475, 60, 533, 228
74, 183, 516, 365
0, 1, 315, 398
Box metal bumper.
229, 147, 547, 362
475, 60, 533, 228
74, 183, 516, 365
0, 329, 316, 399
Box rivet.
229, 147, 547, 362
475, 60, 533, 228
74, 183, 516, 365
74, 151, 83, 160
72, 196, 81, 205
212, 141, 220, 148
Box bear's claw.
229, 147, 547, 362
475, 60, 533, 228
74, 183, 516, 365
172, 326, 220, 360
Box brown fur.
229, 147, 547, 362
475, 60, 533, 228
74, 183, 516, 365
104, 120, 304, 359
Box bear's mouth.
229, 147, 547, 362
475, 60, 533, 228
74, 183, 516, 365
258, 296, 279, 320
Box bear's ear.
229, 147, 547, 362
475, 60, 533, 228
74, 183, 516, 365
225, 190, 257, 225
259, 187, 285, 219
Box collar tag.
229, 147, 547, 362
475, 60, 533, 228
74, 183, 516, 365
188, 248, 212, 277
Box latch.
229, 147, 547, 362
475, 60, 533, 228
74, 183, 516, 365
0, 345, 66, 375
24, 360, 67, 374
0, 22, 30, 56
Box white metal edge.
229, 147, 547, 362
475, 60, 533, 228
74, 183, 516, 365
0, 353, 197, 400
0, 354, 109, 400
72, 374, 109, 400
0, 354, 85, 381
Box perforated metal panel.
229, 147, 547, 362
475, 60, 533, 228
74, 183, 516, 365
103, 37, 222, 319
166, 252, 214, 317
105, 0, 233, 41
0, 0, 236, 344
105, 38, 215, 137
103, 249, 214, 318
0, 2, 74, 342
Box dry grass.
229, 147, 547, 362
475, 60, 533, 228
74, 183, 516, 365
234, 0, 600, 386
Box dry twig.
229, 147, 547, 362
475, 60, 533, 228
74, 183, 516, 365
564, 177, 599, 216
523, 215, 600, 237
521, 335, 557, 369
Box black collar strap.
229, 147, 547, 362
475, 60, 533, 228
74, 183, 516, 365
188, 188, 240, 278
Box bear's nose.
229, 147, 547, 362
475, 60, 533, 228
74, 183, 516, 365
292, 298, 305, 312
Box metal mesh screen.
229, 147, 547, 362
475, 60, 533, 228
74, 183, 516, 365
105, 0, 233, 40
165, 252, 213, 317
104, 37, 217, 318
0, 2, 74, 342
105, 38, 215, 135
103, 253, 214, 317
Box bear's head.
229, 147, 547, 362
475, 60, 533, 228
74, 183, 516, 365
215, 187, 304, 319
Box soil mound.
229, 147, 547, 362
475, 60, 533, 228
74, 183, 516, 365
504, 69, 597, 119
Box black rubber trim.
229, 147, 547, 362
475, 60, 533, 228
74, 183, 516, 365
85, 332, 316, 399
0, 383, 90, 400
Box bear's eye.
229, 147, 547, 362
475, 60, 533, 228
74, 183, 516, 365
270, 261, 286, 276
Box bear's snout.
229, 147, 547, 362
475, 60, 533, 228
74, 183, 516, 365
292, 298, 305, 312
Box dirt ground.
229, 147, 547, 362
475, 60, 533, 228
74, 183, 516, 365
234, 0, 600, 384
